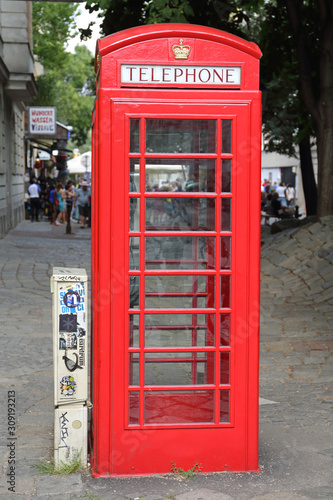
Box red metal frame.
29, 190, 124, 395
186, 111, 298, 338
91, 24, 261, 476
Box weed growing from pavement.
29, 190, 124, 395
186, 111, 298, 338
34, 453, 85, 475
171, 461, 203, 479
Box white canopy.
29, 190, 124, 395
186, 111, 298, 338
67, 151, 91, 174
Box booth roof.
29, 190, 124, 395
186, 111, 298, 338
96, 23, 262, 70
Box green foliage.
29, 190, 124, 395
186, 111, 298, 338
34, 453, 85, 475
32, 2, 96, 149
32, 2, 79, 69
171, 460, 203, 479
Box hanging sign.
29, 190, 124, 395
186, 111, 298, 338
28, 107, 56, 135
121, 64, 241, 86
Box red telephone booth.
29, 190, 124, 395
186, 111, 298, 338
91, 24, 262, 476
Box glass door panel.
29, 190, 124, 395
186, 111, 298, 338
127, 114, 235, 428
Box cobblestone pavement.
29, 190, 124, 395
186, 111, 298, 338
0, 218, 332, 500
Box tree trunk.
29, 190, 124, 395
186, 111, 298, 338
316, 122, 333, 217
299, 134, 317, 216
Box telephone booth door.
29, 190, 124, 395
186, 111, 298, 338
91, 24, 261, 477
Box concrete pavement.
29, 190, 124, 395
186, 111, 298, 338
0, 217, 332, 500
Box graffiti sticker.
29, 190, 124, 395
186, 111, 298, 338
60, 376, 77, 396
59, 332, 77, 350
63, 291, 81, 308
62, 352, 83, 372
59, 314, 77, 332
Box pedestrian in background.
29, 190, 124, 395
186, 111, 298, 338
276, 182, 287, 207
55, 182, 65, 225
27, 178, 41, 222
75, 179, 91, 229
286, 184, 295, 207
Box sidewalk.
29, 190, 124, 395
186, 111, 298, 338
0, 218, 332, 500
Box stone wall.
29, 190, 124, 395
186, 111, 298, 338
0, 0, 36, 238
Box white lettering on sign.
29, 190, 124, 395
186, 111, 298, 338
29, 107, 56, 135
121, 65, 241, 86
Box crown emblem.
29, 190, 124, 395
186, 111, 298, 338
172, 39, 191, 60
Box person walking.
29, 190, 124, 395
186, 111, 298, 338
27, 178, 41, 222
55, 182, 66, 225
75, 179, 91, 229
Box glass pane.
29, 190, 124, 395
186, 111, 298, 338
145, 159, 215, 192
221, 275, 230, 309
222, 120, 232, 154
145, 197, 215, 231
129, 314, 140, 347
144, 390, 215, 424
220, 390, 230, 423
129, 237, 140, 270
129, 353, 139, 386
220, 351, 230, 384
130, 118, 140, 153
221, 236, 231, 269
129, 392, 139, 425
221, 159, 232, 193
145, 236, 215, 270
146, 119, 216, 154
145, 352, 214, 385
145, 275, 215, 309
145, 313, 215, 347
221, 198, 231, 232
220, 314, 230, 346
129, 159, 140, 193
129, 197, 139, 232
129, 275, 140, 309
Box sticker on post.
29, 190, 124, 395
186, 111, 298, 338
62, 352, 83, 372
59, 332, 77, 350
60, 376, 77, 396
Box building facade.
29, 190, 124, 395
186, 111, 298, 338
0, 0, 36, 238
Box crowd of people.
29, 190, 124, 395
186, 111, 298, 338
261, 179, 297, 224
26, 177, 91, 229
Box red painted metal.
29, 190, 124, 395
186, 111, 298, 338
91, 24, 261, 476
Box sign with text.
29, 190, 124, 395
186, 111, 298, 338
121, 64, 241, 86
28, 107, 56, 135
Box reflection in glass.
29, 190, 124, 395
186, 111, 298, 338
145, 197, 215, 231
221, 275, 230, 308
129, 353, 139, 386
145, 236, 215, 270
145, 159, 215, 192
129, 159, 140, 193
145, 313, 215, 347
222, 120, 232, 154
220, 390, 230, 423
221, 236, 231, 269
220, 351, 230, 384
129, 197, 139, 232
145, 275, 215, 309
221, 159, 232, 193
144, 390, 215, 424
129, 237, 140, 270
130, 118, 140, 153
129, 391, 139, 425
221, 198, 231, 232
129, 314, 139, 347
220, 314, 230, 346
146, 119, 216, 154
129, 275, 140, 309
145, 352, 214, 385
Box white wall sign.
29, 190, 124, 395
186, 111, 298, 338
28, 107, 56, 135
121, 64, 241, 86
